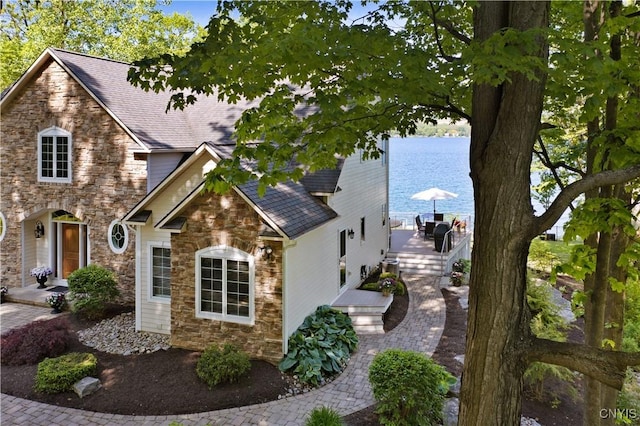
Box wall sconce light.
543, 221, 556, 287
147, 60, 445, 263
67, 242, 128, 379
348, 229, 355, 239
34, 220, 45, 239
260, 245, 273, 260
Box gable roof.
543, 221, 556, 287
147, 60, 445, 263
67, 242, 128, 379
1, 48, 254, 152
124, 142, 338, 239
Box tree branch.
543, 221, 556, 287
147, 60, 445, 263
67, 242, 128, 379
530, 164, 640, 238
527, 338, 640, 389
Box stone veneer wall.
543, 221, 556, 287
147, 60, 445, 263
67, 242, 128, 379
0, 58, 147, 302
170, 190, 284, 364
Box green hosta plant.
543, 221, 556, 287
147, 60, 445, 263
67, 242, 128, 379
279, 305, 358, 386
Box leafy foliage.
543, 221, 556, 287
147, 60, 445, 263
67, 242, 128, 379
305, 406, 345, 426
368, 349, 455, 426
129, 1, 473, 195
0, 0, 205, 90
279, 305, 358, 386
528, 239, 561, 274
195, 344, 251, 389
67, 265, 120, 319
0, 317, 72, 365
525, 278, 579, 406
34, 352, 97, 394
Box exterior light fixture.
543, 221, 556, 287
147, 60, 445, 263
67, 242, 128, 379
348, 229, 355, 239
34, 220, 45, 239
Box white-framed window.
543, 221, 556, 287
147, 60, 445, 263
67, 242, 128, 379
107, 220, 128, 254
196, 246, 254, 325
38, 127, 72, 183
0, 211, 6, 242
149, 242, 171, 300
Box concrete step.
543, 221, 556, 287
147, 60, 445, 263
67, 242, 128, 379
349, 313, 385, 334
387, 252, 445, 276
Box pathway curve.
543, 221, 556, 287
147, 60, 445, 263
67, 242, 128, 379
0, 274, 445, 426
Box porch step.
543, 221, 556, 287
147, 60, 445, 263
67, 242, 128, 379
332, 289, 393, 335
387, 251, 445, 276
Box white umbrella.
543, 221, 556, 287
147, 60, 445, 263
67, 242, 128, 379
411, 187, 459, 217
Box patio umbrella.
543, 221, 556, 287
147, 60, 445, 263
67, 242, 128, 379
410, 187, 459, 217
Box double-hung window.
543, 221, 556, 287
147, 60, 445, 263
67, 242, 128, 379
196, 246, 254, 325
149, 242, 171, 300
38, 127, 72, 183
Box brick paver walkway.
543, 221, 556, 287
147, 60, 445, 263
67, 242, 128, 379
0, 274, 445, 426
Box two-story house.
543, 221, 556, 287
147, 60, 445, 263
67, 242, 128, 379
0, 48, 389, 362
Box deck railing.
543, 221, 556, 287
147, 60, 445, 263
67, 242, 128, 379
390, 211, 473, 234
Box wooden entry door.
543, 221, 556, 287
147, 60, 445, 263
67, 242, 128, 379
62, 223, 80, 279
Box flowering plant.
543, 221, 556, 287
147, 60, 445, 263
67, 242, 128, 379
45, 292, 66, 310
450, 271, 464, 286
30, 266, 53, 279
378, 277, 397, 294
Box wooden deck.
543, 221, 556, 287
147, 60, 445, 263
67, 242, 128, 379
388, 229, 472, 275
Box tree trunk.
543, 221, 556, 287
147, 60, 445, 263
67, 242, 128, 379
459, 2, 550, 424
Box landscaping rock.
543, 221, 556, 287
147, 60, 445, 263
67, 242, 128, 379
443, 398, 459, 426
73, 377, 101, 398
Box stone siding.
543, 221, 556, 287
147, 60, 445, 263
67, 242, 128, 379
170, 190, 284, 364
0, 58, 147, 302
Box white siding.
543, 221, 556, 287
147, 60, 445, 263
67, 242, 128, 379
283, 148, 389, 340
147, 153, 185, 193
137, 226, 171, 334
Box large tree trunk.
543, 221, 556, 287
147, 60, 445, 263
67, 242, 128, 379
458, 2, 550, 424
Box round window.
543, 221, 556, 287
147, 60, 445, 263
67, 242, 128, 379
108, 220, 128, 254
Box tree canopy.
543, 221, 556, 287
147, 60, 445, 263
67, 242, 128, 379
0, 0, 205, 90
128, 1, 640, 424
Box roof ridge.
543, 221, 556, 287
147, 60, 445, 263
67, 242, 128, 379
49, 47, 131, 66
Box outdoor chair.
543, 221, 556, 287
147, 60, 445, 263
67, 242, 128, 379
434, 213, 444, 222
415, 215, 425, 235
424, 221, 436, 240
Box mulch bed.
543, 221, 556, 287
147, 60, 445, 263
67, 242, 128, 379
1, 278, 583, 424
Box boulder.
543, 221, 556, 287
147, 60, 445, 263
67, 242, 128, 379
73, 377, 101, 398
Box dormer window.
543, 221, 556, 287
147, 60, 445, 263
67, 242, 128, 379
38, 127, 72, 183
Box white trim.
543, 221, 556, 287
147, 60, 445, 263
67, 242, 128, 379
135, 226, 142, 331
0, 211, 6, 242
37, 126, 72, 183
195, 245, 255, 326
107, 220, 129, 254
147, 241, 171, 303
124, 144, 220, 223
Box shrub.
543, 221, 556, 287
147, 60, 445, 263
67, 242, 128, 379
34, 352, 97, 394
0, 317, 72, 365
279, 305, 358, 386
305, 406, 345, 426
379, 272, 406, 296
196, 344, 251, 389
369, 349, 455, 426
67, 264, 120, 319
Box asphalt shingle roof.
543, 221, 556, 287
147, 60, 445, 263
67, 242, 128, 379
46, 49, 340, 239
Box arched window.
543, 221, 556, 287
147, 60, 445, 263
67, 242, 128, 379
195, 246, 254, 325
0, 211, 6, 242
38, 127, 72, 183
107, 220, 128, 254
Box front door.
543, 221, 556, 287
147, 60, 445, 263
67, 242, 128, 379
62, 223, 80, 279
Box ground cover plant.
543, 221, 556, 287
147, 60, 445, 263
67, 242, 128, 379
34, 352, 97, 394
279, 305, 358, 386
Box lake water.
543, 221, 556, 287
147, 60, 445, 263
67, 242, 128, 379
389, 136, 473, 218
389, 136, 569, 237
